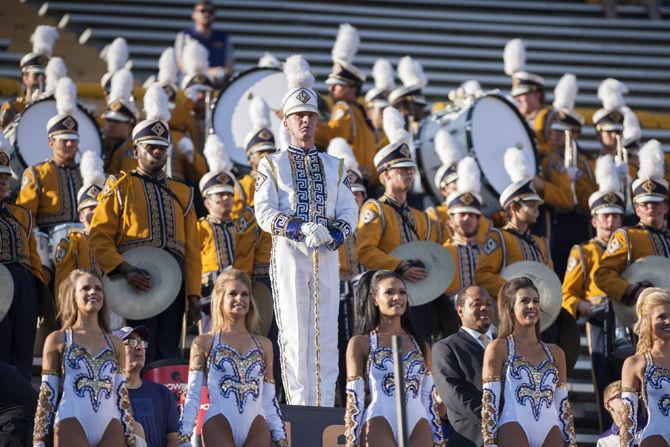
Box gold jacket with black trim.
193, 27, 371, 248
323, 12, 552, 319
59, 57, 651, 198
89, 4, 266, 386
232, 206, 271, 279
231, 173, 254, 219
561, 239, 607, 318
315, 100, 379, 186
426, 203, 492, 245
197, 215, 235, 275
356, 194, 439, 272
444, 238, 482, 294
594, 224, 670, 302
475, 224, 553, 299
0, 97, 27, 128
53, 231, 99, 295
88, 170, 201, 297
0, 200, 45, 283
16, 159, 82, 230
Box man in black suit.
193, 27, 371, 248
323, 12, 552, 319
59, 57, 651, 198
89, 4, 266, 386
432, 285, 494, 447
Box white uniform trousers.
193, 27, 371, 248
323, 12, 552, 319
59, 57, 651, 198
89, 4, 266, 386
270, 237, 339, 407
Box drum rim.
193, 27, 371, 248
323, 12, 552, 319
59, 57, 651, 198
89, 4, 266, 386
13, 97, 103, 168
463, 94, 539, 195
211, 66, 281, 136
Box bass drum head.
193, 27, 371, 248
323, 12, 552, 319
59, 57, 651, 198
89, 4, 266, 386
466, 95, 537, 196
212, 67, 287, 166
416, 116, 445, 201
14, 99, 102, 170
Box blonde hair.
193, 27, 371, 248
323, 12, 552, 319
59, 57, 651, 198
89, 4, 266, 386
57, 269, 110, 332
603, 380, 622, 403
635, 287, 670, 354
497, 277, 541, 340
209, 269, 259, 334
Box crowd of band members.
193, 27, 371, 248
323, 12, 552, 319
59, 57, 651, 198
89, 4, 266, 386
1, 6, 670, 447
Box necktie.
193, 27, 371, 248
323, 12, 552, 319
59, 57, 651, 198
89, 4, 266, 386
479, 333, 490, 349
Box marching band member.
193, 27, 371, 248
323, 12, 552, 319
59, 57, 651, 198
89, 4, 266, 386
427, 129, 491, 244
388, 55, 428, 128
363, 58, 395, 148
34, 269, 136, 447
255, 55, 358, 407
53, 150, 105, 295
481, 277, 577, 447
475, 147, 552, 299
101, 68, 139, 175
345, 270, 445, 447
17, 77, 82, 232
100, 37, 130, 103
0, 140, 46, 381
179, 270, 287, 447
561, 154, 624, 430
234, 95, 277, 215
503, 38, 552, 154
594, 139, 670, 307
198, 134, 237, 332
0, 25, 58, 128
619, 288, 670, 447
89, 84, 202, 362
315, 24, 378, 185
356, 106, 439, 338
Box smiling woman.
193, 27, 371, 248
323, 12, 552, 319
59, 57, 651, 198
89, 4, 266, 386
34, 269, 137, 447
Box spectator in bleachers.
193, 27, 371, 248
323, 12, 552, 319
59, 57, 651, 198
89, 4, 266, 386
176, 0, 234, 86
115, 326, 180, 447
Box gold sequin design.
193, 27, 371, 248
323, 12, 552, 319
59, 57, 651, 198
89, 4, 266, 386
558, 390, 577, 446
620, 395, 635, 447
345, 385, 362, 445
212, 344, 266, 414
33, 379, 57, 444
371, 347, 426, 399
116, 377, 136, 446
510, 355, 558, 422
481, 386, 498, 446
65, 343, 117, 412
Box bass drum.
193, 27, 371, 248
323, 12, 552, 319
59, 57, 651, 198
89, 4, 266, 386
4, 98, 103, 179
418, 93, 538, 215
212, 67, 287, 166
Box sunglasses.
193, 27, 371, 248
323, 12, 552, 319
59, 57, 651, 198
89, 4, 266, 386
123, 339, 149, 349
196, 8, 215, 14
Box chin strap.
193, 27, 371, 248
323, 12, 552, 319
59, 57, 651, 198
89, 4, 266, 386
421, 373, 446, 446
620, 388, 639, 447
261, 379, 288, 446
33, 371, 61, 447
178, 369, 204, 446
481, 376, 501, 447
554, 383, 577, 446
344, 376, 365, 446
115, 372, 136, 446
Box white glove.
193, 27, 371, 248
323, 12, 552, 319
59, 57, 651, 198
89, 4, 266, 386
305, 233, 320, 248
566, 166, 579, 182
300, 222, 318, 238
615, 159, 629, 179
312, 224, 333, 245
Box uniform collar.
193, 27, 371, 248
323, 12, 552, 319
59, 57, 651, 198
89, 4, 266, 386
504, 222, 531, 237
638, 222, 669, 236
207, 215, 232, 225
50, 158, 77, 169
135, 168, 167, 182
380, 193, 408, 209
287, 144, 318, 156
591, 238, 607, 251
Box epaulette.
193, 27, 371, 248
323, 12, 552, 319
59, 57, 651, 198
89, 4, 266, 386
100, 172, 129, 198
54, 236, 71, 264
234, 206, 256, 234
360, 198, 385, 231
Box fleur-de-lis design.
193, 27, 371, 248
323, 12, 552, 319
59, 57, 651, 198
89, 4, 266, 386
66, 345, 116, 412
511, 358, 558, 422
647, 365, 670, 417
212, 345, 265, 414
371, 347, 426, 400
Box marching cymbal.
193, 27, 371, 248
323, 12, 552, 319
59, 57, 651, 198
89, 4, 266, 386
615, 255, 670, 328
252, 281, 274, 337
102, 247, 182, 320
501, 261, 562, 333
0, 264, 13, 322
389, 241, 455, 306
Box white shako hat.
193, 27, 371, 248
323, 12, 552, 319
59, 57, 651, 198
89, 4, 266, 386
592, 78, 627, 132
325, 23, 366, 86
433, 127, 464, 190
499, 146, 543, 208
364, 58, 395, 107
446, 156, 483, 215
20, 25, 58, 74
588, 155, 624, 215
632, 139, 668, 203
281, 55, 318, 116
504, 38, 545, 97
77, 150, 106, 211
46, 77, 79, 140
199, 133, 235, 196
550, 73, 584, 131
100, 37, 130, 95
132, 83, 171, 147
373, 106, 416, 173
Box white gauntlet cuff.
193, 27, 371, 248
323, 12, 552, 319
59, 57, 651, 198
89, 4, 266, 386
620, 389, 639, 447
420, 374, 446, 446
261, 380, 287, 444
344, 377, 365, 446
179, 369, 204, 442
481, 377, 501, 447
554, 383, 576, 446
33, 372, 61, 446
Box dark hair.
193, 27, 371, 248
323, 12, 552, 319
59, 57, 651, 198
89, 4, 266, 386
455, 285, 488, 308
354, 270, 426, 358
497, 276, 540, 339
193, 0, 215, 10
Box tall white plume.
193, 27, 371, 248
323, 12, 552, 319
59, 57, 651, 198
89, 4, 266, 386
594, 155, 620, 193
382, 106, 409, 145
158, 47, 178, 86
456, 156, 481, 194
503, 38, 525, 76
283, 55, 314, 89
182, 38, 209, 75
143, 83, 170, 121
397, 56, 427, 88
598, 78, 628, 110
638, 139, 665, 180
331, 23, 360, 63
102, 37, 129, 74
372, 58, 395, 92
327, 137, 359, 172
435, 128, 463, 167
0, 132, 11, 153
55, 77, 77, 116
204, 133, 233, 174
622, 107, 641, 143
44, 57, 67, 96
109, 68, 134, 102
248, 96, 271, 130
31, 25, 58, 57
258, 52, 281, 68
553, 73, 578, 110
504, 147, 532, 183
79, 150, 106, 188
461, 80, 482, 96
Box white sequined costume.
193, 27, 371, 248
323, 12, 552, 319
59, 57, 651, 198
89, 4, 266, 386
255, 144, 358, 406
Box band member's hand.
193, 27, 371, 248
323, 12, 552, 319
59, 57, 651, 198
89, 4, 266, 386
300, 222, 318, 238
305, 233, 320, 248
577, 300, 593, 317
187, 295, 202, 325
312, 224, 333, 245
398, 260, 427, 282
615, 159, 629, 179
119, 262, 152, 293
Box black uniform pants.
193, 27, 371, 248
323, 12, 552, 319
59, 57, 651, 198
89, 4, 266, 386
0, 360, 37, 447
